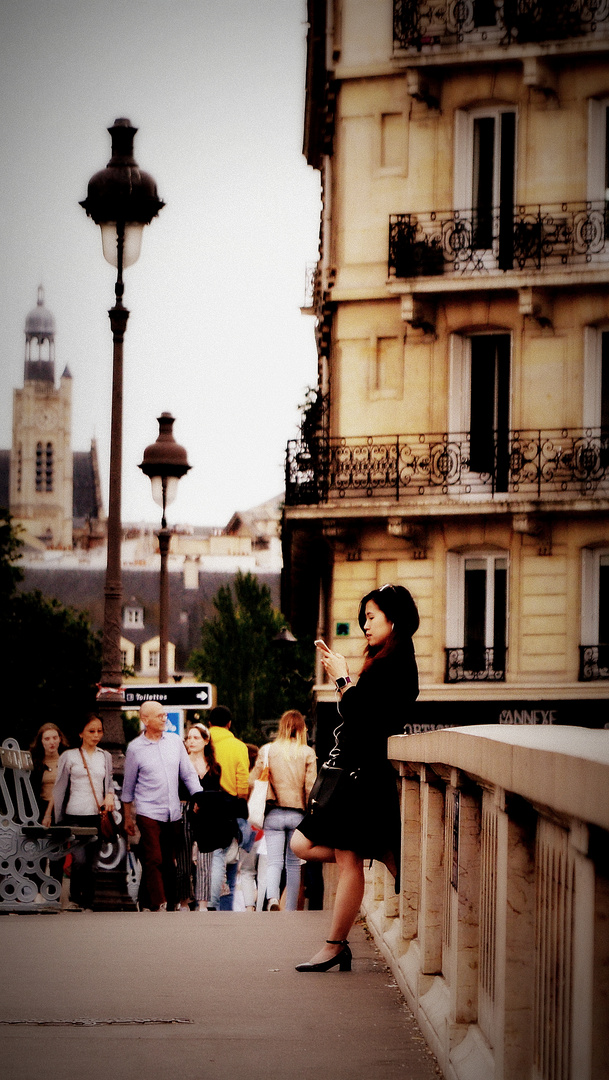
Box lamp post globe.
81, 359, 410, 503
80, 119, 164, 758
139, 414, 191, 683
80, 118, 165, 277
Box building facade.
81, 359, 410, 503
0, 287, 105, 550
283, 0, 609, 730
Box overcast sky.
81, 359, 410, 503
0, 0, 321, 527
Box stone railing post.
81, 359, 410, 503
448, 785, 481, 1028
419, 766, 445, 975
400, 770, 421, 941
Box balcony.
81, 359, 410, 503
445, 646, 506, 681
388, 201, 609, 279
285, 428, 609, 505
393, 0, 609, 53
579, 644, 609, 680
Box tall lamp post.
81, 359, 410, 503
80, 119, 164, 755
139, 414, 191, 683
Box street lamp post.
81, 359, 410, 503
80, 119, 164, 756
139, 414, 191, 683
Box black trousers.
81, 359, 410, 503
65, 814, 100, 909
136, 815, 182, 910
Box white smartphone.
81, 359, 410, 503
314, 638, 329, 650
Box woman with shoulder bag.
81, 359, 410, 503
291, 584, 419, 971
52, 714, 114, 911
249, 710, 317, 911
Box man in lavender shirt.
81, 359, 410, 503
122, 701, 202, 911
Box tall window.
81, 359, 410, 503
449, 333, 511, 492
446, 552, 508, 681
601, 555, 609, 646
583, 328, 609, 471
587, 98, 609, 204
581, 548, 609, 680
455, 107, 517, 269
35, 442, 43, 491
45, 442, 53, 491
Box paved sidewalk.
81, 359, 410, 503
1, 910, 442, 1080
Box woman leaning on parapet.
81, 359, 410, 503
291, 583, 419, 972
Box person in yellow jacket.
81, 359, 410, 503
208, 706, 252, 909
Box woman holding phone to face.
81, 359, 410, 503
291, 584, 419, 972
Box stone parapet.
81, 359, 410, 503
362, 725, 609, 1080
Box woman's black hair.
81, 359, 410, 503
358, 584, 419, 669
358, 584, 419, 638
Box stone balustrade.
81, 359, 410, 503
361, 725, 609, 1080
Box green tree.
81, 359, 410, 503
0, 506, 24, 602
189, 571, 313, 739
0, 509, 102, 747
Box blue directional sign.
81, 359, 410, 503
123, 683, 213, 708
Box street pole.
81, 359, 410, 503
80, 118, 164, 762
99, 227, 129, 755
139, 414, 192, 685
158, 526, 171, 683
80, 120, 164, 910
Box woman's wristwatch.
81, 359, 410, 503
335, 676, 352, 691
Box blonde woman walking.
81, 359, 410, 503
249, 710, 316, 911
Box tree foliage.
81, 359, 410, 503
189, 571, 313, 739
0, 507, 24, 603
0, 509, 102, 747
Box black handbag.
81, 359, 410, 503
307, 717, 359, 814
308, 761, 346, 813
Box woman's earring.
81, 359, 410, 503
391, 623, 395, 631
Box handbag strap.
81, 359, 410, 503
79, 748, 103, 813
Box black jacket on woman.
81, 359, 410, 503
299, 641, 418, 868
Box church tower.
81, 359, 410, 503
10, 287, 73, 548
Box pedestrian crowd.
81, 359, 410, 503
31, 702, 319, 914
30, 582, 420, 973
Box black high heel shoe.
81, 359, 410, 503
295, 939, 352, 972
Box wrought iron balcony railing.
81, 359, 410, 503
388, 202, 609, 278
579, 645, 609, 680
393, 0, 609, 52
445, 647, 506, 682
285, 428, 609, 505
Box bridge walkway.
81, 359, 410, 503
1, 909, 442, 1080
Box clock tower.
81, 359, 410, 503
10, 287, 73, 548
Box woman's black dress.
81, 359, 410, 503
298, 643, 418, 867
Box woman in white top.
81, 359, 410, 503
53, 715, 114, 911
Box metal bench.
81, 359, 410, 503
0, 738, 97, 913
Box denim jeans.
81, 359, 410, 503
210, 846, 238, 909
209, 817, 252, 910
264, 807, 304, 910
